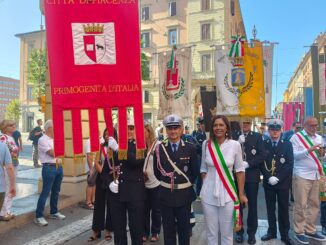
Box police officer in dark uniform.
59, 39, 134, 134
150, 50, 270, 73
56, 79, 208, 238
154, 114, 199, 245
109, 117, 146, 245
260, 119, 294, 245
192, 117, 206, 196
235, 118, 265, 244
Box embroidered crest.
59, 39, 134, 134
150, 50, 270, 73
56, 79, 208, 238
184, 165, 188, 172
280, 158, 285, 164
72, 23, 116, 65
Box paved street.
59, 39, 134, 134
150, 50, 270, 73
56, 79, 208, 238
0, 138, 325, 244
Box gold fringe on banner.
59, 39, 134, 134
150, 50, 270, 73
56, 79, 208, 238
136, 149, 145, 160
118, 150, 128, 160
73, 154, 85, 165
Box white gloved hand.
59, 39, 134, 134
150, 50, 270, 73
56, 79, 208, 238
109, 181, 119, 193
243, 161, 249, 169
99, 137, 105, 145
268, 176, 279, 186
108, 137, 119, 151
238, 134, 245, 144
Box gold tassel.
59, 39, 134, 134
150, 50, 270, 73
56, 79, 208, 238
118, 150, 128, 160
73, 153, 85, 165
136, 149, 145, 160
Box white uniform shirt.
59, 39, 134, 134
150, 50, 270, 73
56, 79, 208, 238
200, 139, 244, 207
38, 134, 56, 164
290, 129, 324, 180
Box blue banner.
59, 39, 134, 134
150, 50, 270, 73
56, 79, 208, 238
304, 87, 313, 119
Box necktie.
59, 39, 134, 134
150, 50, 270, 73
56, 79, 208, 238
272, 142, 277, 148
172, 143, 177, 152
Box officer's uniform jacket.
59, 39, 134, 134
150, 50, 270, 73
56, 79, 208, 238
118, 139, 146, 202
193, 131, 207, 155
260, 139, 294, 190
241, 131, 265, 183
154, 139, 199, 207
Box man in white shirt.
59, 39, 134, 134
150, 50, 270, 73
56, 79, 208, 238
34, 120, 66, 226
290, 117, 326, 244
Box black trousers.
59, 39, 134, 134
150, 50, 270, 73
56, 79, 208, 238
92, 185, 113, 232
161, 203, 191, 245
143, 187, 161, 237
238, 182, 259, 236
110, 194, 145, 245
264, 187, 290, 239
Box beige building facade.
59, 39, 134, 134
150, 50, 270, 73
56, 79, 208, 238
15, 30, 46, 132
140, 0, 246, 128
283, 32, 325, 103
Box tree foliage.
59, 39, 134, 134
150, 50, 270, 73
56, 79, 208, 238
141, 52, 150, 81
5, 99, 21, 123
27, 49, 47, 98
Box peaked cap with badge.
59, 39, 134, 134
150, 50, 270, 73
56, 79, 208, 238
163, 114, 183, 127
267, 119, 283, 130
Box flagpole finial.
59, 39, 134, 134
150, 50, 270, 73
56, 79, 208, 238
252, 25, 257, 40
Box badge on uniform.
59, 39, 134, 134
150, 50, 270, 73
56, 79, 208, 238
251, 149, 257, 155
280, 157, 285, 164
184, 165, 188, 172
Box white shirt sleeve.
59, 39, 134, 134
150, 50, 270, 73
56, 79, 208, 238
290, 134, 309, 160
38, 136, 52, 154
234, 141, 245, 173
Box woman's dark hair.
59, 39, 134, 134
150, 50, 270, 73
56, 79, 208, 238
209, 115, 232, 141
102, 128, 119, 143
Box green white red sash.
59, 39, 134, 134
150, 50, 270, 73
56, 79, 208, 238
207, 140, 242, 231
296, 131, 326, 176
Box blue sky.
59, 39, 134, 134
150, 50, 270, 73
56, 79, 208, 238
0, 0, 325, 110
240, 0, 326, 109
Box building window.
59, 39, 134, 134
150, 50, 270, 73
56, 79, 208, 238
168, 28, 178, 46
201, 0, 210, 10
141, 32, 150, 48
143, 113, 152, 124
28, 42, 35, 54
319, 54, 325, 64
141, 6, 149, 21
144, 90, 150, 103
231, 0, 235, 16
27, 86, 34, 101
169, 2, 177, 16
201, 54, 212, 72
201, 23, 211, 40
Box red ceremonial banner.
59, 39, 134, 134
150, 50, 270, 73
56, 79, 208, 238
44, 0, 145, 157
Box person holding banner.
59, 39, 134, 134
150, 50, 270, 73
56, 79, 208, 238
260, 119, 294, 245
290, 117, 326, 244
109, 117, 146, 245
200, 115, 247, 245
88, 129, 118, 242
154, 114, 198, 245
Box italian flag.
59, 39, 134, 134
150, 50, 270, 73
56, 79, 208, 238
169, 47, 177, 69
208, 140, 242, 231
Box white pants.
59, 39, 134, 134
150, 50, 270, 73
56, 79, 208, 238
0, 166, 17, 216
202, 201, 234, 245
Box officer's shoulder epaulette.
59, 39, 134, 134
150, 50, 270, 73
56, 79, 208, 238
265, 139, 270, 144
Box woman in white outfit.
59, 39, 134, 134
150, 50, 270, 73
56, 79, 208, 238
0, 120, 19, 221
200, 115, 247, 245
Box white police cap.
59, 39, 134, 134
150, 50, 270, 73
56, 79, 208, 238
163, 114, 183, 127
267, 119, 283, 130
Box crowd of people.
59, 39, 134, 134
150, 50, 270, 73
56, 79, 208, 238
1, 114, 326, 245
